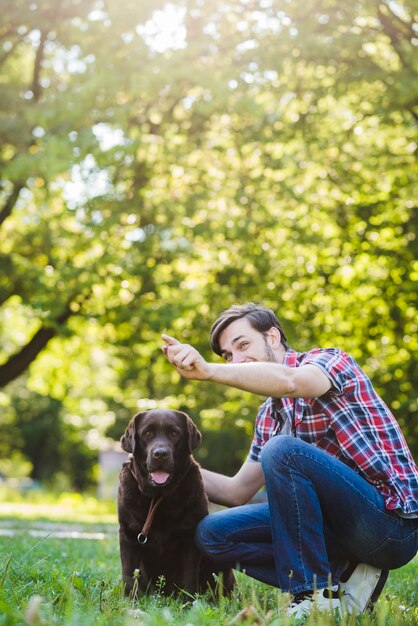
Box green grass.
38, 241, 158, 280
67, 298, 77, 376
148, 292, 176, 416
0, 487, 117, 524
0, 492, 417, 625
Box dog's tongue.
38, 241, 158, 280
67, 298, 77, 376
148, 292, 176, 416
151, 471, 170, 485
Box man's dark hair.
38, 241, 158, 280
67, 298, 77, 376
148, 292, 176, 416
210, 302, 289, 356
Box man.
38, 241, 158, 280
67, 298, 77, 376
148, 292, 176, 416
162, 303, 418, 617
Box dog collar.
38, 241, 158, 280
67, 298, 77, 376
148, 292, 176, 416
137, 497, 164, 544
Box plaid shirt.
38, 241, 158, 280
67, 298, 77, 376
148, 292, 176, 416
248, 348, 418, 515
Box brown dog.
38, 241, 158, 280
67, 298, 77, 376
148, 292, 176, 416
117, 409, 235, 597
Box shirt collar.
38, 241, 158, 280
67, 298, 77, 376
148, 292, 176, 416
283, 347, 298, 368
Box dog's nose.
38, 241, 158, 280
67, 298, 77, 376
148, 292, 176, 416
152, 447, 170, 460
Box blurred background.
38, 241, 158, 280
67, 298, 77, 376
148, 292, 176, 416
0, 0, 416, 499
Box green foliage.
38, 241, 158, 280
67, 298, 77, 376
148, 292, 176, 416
0, 0, 416, 483
0, 383, 96, 490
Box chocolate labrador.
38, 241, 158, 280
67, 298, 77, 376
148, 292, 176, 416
118, 409, 235, 597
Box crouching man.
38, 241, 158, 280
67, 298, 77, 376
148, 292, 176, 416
162, 302, 418, 618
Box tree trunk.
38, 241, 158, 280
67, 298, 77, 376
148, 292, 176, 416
0, 305, 74, 387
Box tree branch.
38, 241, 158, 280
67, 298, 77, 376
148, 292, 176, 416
377, 5, 415, 72
0, 304, 74, 388
32, 30, 48, 102
0, 183, 23, 227
380, 1, 416, 39
408, 108, 418, 124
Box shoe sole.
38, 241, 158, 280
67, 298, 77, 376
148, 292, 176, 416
340, 563, 389, 614
368, 569, 389, 609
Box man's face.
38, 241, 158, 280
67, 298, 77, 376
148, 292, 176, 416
218, 317, 281, 364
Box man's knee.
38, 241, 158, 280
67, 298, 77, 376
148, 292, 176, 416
195, 509, 242, 561
195, 512, 230, 559
195, 515, 213, 554
260, 434, 300, 471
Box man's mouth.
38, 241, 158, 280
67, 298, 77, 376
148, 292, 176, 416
149, 470, 171, 485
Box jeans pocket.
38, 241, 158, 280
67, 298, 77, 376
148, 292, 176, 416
368, 531, 418, 570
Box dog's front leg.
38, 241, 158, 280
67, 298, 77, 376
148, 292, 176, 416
174, 543, 202, 596
119, 531, 149, 596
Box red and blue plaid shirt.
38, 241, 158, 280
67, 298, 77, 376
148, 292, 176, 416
248, 348, 418, 515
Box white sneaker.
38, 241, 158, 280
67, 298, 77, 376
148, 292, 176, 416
340, 563, 388, 614
287, 586, 342, 619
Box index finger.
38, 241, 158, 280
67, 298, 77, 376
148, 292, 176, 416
161, 334, 180, 345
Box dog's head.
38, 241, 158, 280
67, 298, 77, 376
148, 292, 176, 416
120, 409, 201, 490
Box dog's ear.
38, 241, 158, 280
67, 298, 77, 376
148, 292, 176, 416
177, 411, 202, 451
120, 413, 143, 453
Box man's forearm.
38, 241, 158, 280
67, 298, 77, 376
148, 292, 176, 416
201, 469, 240, 507
207, 362, 295, 397
201, 463, 265, 507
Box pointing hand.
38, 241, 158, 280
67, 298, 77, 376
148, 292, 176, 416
161, 334, 212, 380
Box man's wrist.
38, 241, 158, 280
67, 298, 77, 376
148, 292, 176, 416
205, 362, 220, 382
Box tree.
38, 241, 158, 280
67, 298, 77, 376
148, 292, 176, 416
1, 382, 96, 489
1, 0, 416, 484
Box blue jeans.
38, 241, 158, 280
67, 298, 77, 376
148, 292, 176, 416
196, 436, 418, 595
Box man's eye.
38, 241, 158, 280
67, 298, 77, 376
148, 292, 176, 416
240, 342, 249, 350
224, 354, 232, 362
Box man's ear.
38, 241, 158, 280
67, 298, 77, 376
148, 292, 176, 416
177, 411, 202, 451
120, 413, 143, 453
267, 326, 281, 348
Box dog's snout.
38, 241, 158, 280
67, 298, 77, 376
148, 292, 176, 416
152, 447, 170, 460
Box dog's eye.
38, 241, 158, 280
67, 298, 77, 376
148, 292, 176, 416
170, 431, 180, 439
142, 430, 153, 439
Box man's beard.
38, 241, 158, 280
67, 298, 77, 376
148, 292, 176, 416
263, 337, 279, 363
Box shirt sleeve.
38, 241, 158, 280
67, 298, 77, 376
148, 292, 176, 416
301, 348, 359, 395
247, 398, 270, 462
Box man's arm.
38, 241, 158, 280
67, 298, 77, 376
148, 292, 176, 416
206, 361, 331, 398
162, 334, 331, 398
201, 461, 265, 507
